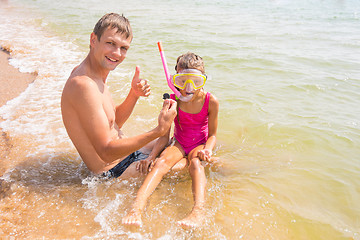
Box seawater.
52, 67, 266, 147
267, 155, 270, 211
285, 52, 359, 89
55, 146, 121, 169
0, 0, 360, 239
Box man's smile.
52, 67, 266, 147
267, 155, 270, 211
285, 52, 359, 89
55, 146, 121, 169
106, 56, 118, 63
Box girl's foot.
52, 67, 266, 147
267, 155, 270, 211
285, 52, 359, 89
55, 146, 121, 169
177, 207, 204, 228
122, 208, 142, 227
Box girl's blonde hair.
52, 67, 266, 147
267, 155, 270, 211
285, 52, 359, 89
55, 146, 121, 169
175, 52, 205, 74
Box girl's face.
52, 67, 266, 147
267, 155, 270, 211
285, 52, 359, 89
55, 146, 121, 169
175, 68, 206, 101
179, 83, 202, 99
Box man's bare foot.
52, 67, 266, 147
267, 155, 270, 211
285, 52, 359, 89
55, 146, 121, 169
177, 207, 204, 228
122, 208, 142, 227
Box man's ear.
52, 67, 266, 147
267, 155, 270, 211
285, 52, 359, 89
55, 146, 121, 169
90, 32, 97, 48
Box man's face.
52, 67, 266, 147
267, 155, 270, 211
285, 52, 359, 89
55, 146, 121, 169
91, 27, 131, 71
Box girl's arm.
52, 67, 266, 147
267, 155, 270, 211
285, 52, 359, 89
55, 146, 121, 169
198, 94, 219, 162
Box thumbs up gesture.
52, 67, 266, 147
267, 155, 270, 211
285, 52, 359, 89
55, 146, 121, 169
131, 66, 151, 97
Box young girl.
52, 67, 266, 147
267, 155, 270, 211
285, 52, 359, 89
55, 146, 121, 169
122, 52, 219, 228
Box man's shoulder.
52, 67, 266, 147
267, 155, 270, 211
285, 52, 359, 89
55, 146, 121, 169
65, 73, 98, 94
62, 71, 100, 109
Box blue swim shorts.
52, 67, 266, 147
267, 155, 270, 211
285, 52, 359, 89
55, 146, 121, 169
102, 151, 149, 178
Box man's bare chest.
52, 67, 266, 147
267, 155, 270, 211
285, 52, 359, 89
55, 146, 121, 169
102, 87, 116, 128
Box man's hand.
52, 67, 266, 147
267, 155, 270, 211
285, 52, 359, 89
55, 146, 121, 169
197, 149, 213, 162
136, 157, 158, 174
136, 158, 153, 174
131, 66, 151, 97
157, 99, 177, 136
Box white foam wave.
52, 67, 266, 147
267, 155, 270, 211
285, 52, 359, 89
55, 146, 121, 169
0, 6, 84, 154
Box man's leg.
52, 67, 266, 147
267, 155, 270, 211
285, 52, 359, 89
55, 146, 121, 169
119, 162, 142, 179
138, 138, 158, 155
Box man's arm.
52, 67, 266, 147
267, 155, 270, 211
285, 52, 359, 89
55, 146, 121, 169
136, 128, 171, 174
115, 66, 150, 128
69, 75, 176, 164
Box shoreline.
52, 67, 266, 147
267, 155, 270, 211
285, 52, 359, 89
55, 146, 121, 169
0, 46, 37, 176
0, 47, 37, 107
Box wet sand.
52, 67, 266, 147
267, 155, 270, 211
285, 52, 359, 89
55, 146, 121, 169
0, 47, 37, 175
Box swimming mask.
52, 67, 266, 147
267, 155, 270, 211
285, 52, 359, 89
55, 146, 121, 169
172, 69, 207, 90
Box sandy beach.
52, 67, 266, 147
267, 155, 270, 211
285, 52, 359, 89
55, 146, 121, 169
0, 47, 37, 175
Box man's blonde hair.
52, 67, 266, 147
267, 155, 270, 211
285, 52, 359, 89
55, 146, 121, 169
93, 13, 132, 41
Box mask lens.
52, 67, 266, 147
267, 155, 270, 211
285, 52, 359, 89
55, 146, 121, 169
191, 75, 205, 88
173, 74, 206, 89
174, 75, 188, 89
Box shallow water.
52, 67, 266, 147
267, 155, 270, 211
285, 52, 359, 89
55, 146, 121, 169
0, 0, 360, 239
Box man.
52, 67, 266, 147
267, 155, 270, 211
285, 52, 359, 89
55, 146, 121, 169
61, 13, 177, 178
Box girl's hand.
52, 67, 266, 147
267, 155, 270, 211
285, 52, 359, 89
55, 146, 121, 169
197, 149, 212, 162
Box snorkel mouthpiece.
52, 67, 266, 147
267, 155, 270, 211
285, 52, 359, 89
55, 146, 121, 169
179, 94, 193, 102
163, 93, 170, 100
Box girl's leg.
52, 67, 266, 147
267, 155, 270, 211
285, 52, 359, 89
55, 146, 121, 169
171, 157, 188, 171
178, 145, 207, 228
122, 142, 184, 226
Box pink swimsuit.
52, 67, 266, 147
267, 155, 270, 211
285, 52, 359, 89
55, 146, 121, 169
171, 92, 210, 155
